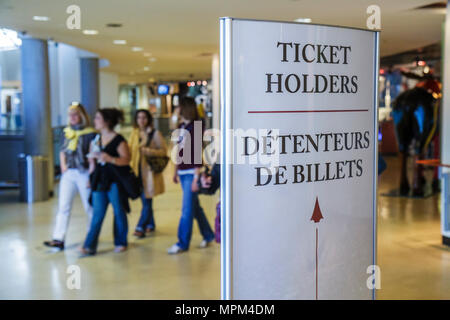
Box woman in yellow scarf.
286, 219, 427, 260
129, 109, 167, 238
44, 103, 96, 250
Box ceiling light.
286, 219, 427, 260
33, 16, 50, 22
83, 30, 98, 35
294, 18, 312, 23
106, 23, 123, 28
113, 40, 127, 45
143, 52, 152, 57
132, 47, 143, 52
143, 66, 150, 71
149, 57, 157, 62
0, 28, 22, 50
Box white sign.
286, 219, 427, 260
220, 18, 379, 300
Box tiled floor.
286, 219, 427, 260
0, 155, 448, 299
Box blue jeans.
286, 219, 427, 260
83, 183, 128, 252
135, 193, 155, 231
177, 173, 214, 250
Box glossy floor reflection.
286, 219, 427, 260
0, 162, 220, 299
377, 156, 450, 300
0, 155, 449, 299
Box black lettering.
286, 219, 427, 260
344, 132, 354, 150
278, 135, 291, 154
329, 75, 339, 93
315, 75, 328, 93
277, 42, 293, 62
351, 75, 358, 93
341, 46, 351, 64
314, 163, 325, 182
336, 161, 345, 179
293, 165, 305, 183
364, 131, 370, 148
266, 74, 283, 93
356, 159, 363, 176
334, 133, 343, 151
316, 44, 329, 63
285, 74, 301, 93
325, 162, 336, 180
302, 43, 315, 63
321, 133, 333, 152
292, 135, 305, 153
355, 131, 363, 149
255, 167, 272, 186
341, 75, 350, 93
302, 74, 314, 93
329, 45, 339, 64
243, 136, 259, 156
275, 166, 288, 185
306, 134, 320, 153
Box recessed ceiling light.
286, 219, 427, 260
143, 66, 150, 71
149, 57, 157, 62
83, 30, 98, 35
113, 40, 127, 45
294, 18, 312, 23
33, 16, 50, 21
131, 47, 143, 52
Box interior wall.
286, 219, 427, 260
0, 49, 21, 84
100, 71, 119, 108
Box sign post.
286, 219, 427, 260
220, 18, 379, 299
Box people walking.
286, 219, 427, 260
44, 102, 96, 250
129, 109, 167, 238
81, 108, 133, 255
168, 97, 215, 254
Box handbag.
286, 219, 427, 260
197, 164, 220, 195
145, 129, 169, 174
110, 165, 142, 200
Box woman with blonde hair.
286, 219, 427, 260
44, 102, 96, 250
129, 109, 167, 237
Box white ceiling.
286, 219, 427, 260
0, 0, 446, 83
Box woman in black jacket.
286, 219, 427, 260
81, 108, 132, 255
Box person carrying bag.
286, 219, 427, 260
129, 109, 168, 238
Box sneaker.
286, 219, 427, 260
167, 244, 184, 255
114, 246, 127, 253
198, 239, 213, 249
43, 240, 64, 250
78, 247, 95, 256
145, 227, 155, 233
133, 230, 145, 238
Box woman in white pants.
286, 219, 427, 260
44, 103, 96, 250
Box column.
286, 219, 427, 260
211, 53, 220, 130
441, 2, 450, 246
20, 37, 54, 193
80, 57, 99, 121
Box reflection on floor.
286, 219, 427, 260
377, 156, 450, 300
0, 156, 449, 299
0, 162, 220, 299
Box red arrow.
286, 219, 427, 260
311, 197, 324, 223
310, 197, 324, 300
